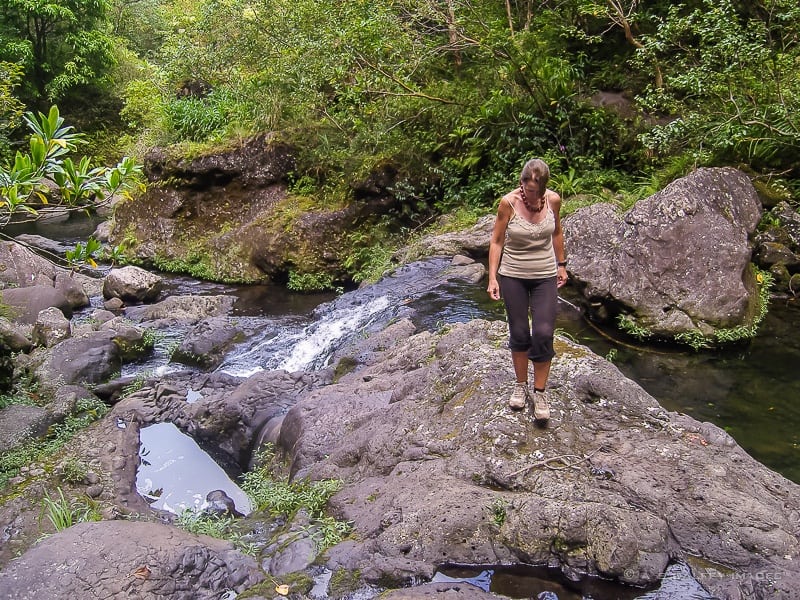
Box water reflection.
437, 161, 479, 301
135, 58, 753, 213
136, 422, 252, 515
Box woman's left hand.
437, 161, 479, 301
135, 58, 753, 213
557, 266, 568, 288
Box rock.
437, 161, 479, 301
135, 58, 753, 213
381, 583, 504, 599
0, 241, 103, 298
31, 307, 71, 347
0, 286, 72, 325
394, 215, 495, 263
0, 317, 32, 352
0, 520, 264, 599
103, 265, 163, 303
276, 318, 800, 598
13, 234, 73, 257
170, 317, 245, 370
0, 405, 50, 453
36, 331, 124, 386
562, 167, 763, 338
124, 295, 236, 324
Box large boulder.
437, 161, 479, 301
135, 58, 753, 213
0, 241, 101, 299
562, 167, 763, 338
0, 286, 72, 325
275, 318, 800, 599
0, 520, 264, 599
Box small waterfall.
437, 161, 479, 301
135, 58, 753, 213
215, 258, 460, 377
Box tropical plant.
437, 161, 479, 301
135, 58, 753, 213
0, 105, 143, 228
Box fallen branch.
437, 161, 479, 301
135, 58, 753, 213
509, 448, 601, 477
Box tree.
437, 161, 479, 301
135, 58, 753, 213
634, 0, 800, 173
0, 0, 116, 104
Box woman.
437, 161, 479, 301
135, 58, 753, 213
486, 158, 568, 421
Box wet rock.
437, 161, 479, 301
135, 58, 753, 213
205, 490, 241, 517
381, 583, 504, 599
171, 317, 246, 370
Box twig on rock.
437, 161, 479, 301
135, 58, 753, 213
509, 448, 601, 477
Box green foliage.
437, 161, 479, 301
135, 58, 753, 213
634, 0, 800, 171
175, 510, 257, 555
0, 0, 116, 103
0, 396, 108, 488
59, 458, 88, 484
675, 267, 774, 350
617, 314, 653, 340
0, 106, 143, 228
241, 444, 351, 551
488, 498, 507, 527
40, 488, 101, 531
286, 270, 337, 293
65, 236, 103, 270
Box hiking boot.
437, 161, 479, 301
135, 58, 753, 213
508, 382, 529, 410
532, 390, 550, 421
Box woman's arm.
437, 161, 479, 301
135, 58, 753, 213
549, 191, 568, 288
487, 197, 513, 300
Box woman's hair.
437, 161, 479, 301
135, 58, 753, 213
520, 158, 550, 197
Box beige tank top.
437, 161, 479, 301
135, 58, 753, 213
498, 199, 557, 279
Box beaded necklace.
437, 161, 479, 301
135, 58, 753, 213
519, 185, 545, 213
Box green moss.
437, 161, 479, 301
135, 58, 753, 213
237, 571, 314, 599
328, 568, 363, 599
333, 357, 358, 383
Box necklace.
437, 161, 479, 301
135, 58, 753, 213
520, 185, 545, 213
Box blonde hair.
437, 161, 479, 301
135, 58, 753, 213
520, 159, 550, 198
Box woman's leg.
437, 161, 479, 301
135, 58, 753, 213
528, 276, 558, 390
500, 275, 533, 384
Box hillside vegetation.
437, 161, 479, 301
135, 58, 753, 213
2, 0, 799, 281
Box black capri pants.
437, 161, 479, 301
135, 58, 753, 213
498, 274, 558, 362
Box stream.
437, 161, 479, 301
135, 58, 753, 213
14, 216, 800, 600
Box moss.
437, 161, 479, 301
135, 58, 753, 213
237, 571, 314, 599
328, 568, 363, 599
332, 357, 358, 383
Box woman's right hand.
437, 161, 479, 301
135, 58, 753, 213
487, 279, 501, 300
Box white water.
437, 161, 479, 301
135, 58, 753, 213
219, 295, 392, 377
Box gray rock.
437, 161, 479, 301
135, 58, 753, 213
0, 404, 50, 453
277, 318, 800, 599
37, 331, 123, 386
0, 286, 72, 325
103, 265, 163, 303
171, 317, 245, 370
31, 306, 71, 347
0, 241, 102, 298
124, 295, 236, 324
0, 520, 264, 599
562, 167, 763, 337
0, 317, 32, 352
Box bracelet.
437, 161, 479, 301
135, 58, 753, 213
557, 261, 567, 267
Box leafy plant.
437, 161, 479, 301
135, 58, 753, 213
41, 488, 101, 531
0, 396, 108, 488
0, 106, 143, 228
616, 314, 653, 340
240, 444, 351, 551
